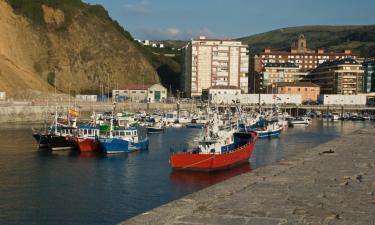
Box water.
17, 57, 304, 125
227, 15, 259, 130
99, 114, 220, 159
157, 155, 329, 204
0, 120, 372, 225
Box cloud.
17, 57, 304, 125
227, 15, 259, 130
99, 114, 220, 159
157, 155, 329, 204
123, 0, 152, 16
138, 27, 222, 40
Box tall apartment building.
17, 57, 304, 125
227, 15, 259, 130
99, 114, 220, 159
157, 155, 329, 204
305, 58, 364, 95
249, 34, 356, 93
181, 36, 249, 97
363, 59, 375, 93
257, 62, 307, 92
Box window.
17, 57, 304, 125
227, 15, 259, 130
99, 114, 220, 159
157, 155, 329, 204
297, 88, 301, 91
288, 88, 291, 91
132, 91, 136, 93
305, 88, 308, 91
149, 91, 153, 93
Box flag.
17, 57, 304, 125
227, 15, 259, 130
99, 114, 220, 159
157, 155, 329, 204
69, 109, 79, 117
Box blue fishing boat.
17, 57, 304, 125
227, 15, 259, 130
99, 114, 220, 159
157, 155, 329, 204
98, 127, 149, 154
239, 119, 282, 139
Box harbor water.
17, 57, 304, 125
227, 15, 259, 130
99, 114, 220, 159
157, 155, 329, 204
0, 120, 373, 225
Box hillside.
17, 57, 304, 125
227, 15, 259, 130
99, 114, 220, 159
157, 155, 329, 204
239, 25, 375, 57
0, 0, 159, 98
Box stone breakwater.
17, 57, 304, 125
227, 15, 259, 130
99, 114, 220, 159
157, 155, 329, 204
0, 102, 196, 123
120, 126, 375, 225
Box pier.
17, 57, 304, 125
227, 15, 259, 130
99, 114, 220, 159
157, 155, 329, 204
120, 125, 375, 225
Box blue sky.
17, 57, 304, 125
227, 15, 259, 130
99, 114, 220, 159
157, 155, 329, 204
84, 0, 375, 40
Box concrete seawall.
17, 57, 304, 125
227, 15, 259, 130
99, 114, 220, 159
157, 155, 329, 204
120, 125, 375, 225
0, 102, 196, 123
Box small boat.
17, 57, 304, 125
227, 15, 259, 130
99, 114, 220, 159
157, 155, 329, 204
331, 113, 340, 121
33, 125, 76, 150
254, 123, 282, 138
70, 126, 100, 152
350, 115, 365, 121
147, 122, 165, 134
170, 114, 258, 172
98, 127, 149, 154
288, 117, 310, 126
186, 119, 205, 128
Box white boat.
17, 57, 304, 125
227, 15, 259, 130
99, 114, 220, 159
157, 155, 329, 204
288, 117, 310, 126
331, 113, 340, 121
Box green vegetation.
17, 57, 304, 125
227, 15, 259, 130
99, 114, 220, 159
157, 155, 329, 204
47, 71, 55, 86
136, 44, 181, 94
7, 0, 84, 25
239, 25, 375, 57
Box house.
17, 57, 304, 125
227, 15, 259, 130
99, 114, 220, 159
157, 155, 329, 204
112, 83, 167, 103
267, 82, 320, 102
0, 92, 5, 101
147, 84, 167, 103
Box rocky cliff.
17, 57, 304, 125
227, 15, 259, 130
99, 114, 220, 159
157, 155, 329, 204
0, 0, 159, 98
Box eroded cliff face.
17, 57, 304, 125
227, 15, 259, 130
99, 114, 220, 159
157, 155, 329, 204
0, 0, 158, 97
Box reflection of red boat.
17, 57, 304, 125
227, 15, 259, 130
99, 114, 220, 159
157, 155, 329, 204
170, 162, 251, 191
170, 132, 257, 172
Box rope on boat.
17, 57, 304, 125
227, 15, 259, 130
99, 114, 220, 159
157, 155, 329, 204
181, 155, 216, 169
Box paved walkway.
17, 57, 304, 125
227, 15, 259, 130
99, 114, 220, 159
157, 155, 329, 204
120, 125, 375, 225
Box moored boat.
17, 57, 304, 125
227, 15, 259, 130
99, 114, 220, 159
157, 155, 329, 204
146, 122, 165, 134
288, 117, 311, 126
170, 112, 258, 171
98, 127, 149, 154
170, 131, 257, 171
70, 126, 100, 152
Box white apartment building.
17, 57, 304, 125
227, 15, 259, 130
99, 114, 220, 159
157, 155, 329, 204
181, 36, 249, 97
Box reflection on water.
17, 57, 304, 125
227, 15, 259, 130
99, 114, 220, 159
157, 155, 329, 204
0, 120, 373, 225
170, 162, 251, 194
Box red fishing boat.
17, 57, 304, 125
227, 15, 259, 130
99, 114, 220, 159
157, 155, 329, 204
71, 126, 100, 152
170, 120, 258, 172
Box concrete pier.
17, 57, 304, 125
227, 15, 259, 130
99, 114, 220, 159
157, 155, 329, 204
120, 125, 375, 225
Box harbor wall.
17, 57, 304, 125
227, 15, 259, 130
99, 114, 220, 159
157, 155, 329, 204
0, 102, 197, 123
119, 125, 375, 225
211, 93, 302, 105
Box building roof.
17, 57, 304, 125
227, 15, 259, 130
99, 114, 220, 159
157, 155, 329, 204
274, 81, 320, 88
363, 59, 375, 67
317, 57, 360, 68
259, 50, 355, 56
209, 85, 241, 90
117, 84, 151, 90
264, 62, 298, 68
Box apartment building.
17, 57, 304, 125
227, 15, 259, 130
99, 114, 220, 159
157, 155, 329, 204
305, 58, 364, 95
363, 59, 375, 93
249, 34, 356, 93
181, 36, 249, 97
260, 63, 306, 89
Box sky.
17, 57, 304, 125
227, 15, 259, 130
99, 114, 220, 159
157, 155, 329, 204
84, 0, 375, 40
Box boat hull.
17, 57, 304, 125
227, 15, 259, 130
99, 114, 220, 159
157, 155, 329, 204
170, 133, 257, 172
71, 137, 99, 152
256, 128, 282, 138
33, 133, 49, 147
147, 127, 164, 134
186, 123, 205, 128
98, 138, 149, 154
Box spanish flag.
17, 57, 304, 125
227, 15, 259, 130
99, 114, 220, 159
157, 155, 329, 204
69, 109, 80, 117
